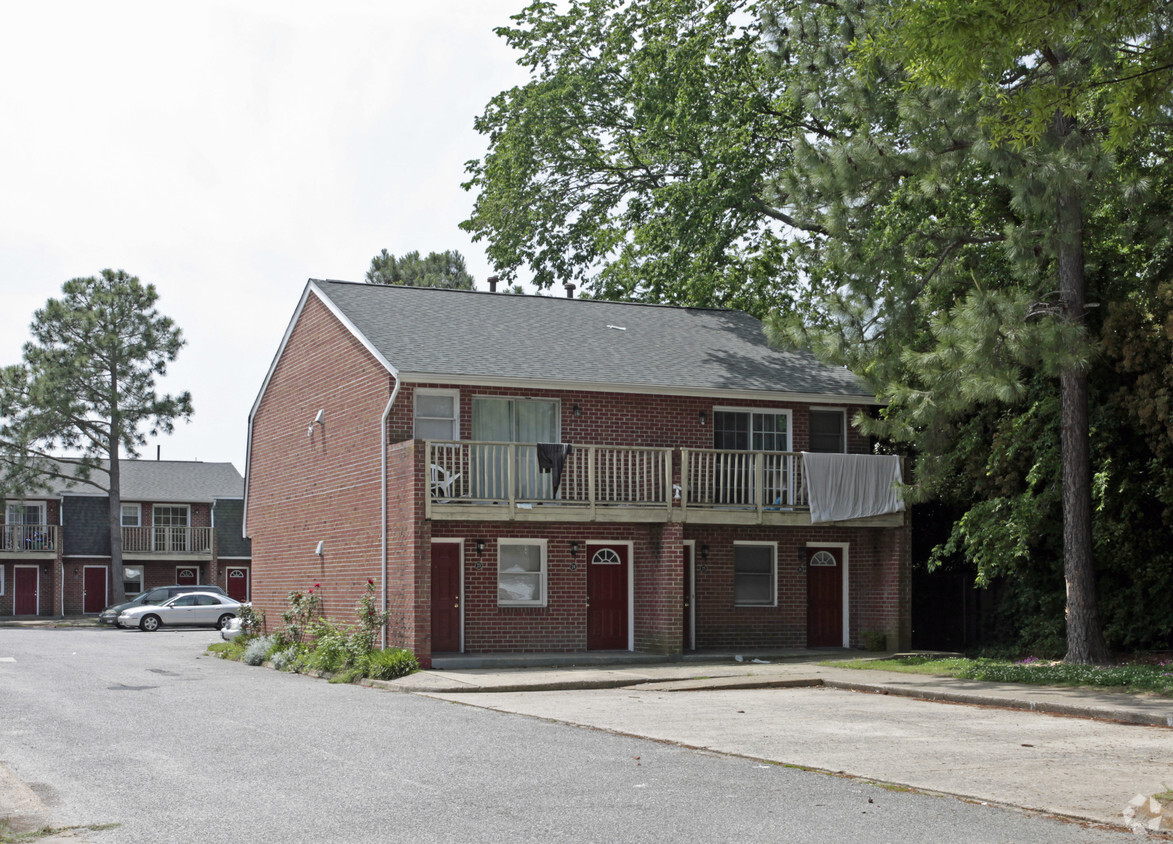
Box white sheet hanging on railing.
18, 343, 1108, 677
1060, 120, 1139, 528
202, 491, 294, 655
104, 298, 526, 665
802, 453, 904, 523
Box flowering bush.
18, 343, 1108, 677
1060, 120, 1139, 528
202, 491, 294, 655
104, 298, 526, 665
279, 587, 321, 646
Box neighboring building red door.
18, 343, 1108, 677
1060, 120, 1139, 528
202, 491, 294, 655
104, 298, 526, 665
807, 547, 843, 647
430, 543, 461, 653
682, 546, 694, 651
587, 544, 629, 650
83, 566, 108, 614
176, 566, 198, 586
14, 566, 39, 615
225, 567, 249, 602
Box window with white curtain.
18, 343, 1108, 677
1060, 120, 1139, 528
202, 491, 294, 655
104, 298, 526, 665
414, 389, 459, 440
497, 539, 547, 606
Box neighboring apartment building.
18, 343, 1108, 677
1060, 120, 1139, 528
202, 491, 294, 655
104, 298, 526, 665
1, 460, 251, 617
245, 280, 909, 667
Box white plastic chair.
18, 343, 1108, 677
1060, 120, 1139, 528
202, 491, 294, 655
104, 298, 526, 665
430, 464, 461, 501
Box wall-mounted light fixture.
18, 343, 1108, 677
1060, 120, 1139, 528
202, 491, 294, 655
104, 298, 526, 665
308, 408, 325, 437
572, 404, 582, 418
700, 544, 709, 561
475, 539, 485, 555
569, 541, 579, 557
315, 540, 324, 558
698, 410, 707, 425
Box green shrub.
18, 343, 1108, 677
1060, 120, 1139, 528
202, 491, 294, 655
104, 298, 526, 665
269, 646, 302, 672
362, 647, 419, 681
243, 635, 274, 666
304, 621, 352, 673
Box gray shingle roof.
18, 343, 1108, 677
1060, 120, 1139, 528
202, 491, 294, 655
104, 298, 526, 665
43, 460, 244, 501
312, 280, 873, 399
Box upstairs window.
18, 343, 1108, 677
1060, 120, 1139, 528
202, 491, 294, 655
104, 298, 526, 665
121, 503, 141, 527
809, 409, 846, 453
713, 410, 791, 452
414, 389, 459, 440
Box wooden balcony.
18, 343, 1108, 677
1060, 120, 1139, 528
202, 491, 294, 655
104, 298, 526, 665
425, 442, 902, 526
122, 526, 213, 559
0, 525, 59, 559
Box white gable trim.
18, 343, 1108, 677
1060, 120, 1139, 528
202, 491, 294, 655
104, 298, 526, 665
244, 280, 399, 535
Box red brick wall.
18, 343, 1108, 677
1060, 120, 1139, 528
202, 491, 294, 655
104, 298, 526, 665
684, 523, 909, 650
389, 383, 874, 454
246, 292, 393, 637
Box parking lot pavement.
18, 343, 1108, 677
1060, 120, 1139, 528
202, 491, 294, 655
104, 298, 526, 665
393, 659, 1172, 831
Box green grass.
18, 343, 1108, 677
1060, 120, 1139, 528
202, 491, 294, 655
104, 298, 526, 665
823, 655, 1173, 697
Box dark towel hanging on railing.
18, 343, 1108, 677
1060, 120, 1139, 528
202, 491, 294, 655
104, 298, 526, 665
536, 443, 574, 495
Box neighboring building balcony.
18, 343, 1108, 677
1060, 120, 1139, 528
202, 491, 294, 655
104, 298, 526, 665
425, 441, 903, 526
0, 525, 59, 559
122, 526, 213, 559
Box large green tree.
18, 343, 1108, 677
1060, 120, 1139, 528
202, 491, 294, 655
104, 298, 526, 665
365, 249, 475, 290
464, 0, 1173, 661
0, 270, 193, 604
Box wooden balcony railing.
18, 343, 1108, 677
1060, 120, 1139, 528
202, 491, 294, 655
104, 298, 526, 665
680, 448, 808, 512
427, 441, 673, 511
1, 524, 59, 554
122, 526, 213, 555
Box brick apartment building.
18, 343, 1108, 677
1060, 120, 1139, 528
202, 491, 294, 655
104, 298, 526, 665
245, 280, 910, 667
1, 460, 251, 617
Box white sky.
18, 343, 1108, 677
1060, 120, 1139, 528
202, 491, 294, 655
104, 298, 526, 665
0, 0, 532, 473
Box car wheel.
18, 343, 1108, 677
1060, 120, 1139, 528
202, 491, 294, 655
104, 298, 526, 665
217, 613, 235, 630
140, 615, 161, 632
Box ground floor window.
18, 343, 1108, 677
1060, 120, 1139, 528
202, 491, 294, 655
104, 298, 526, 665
733, 543, 776, 606
122, 565, 143, 596
498, 539, 547, 606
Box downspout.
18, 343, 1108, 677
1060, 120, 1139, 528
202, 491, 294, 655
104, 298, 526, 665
380, 376, 402, 649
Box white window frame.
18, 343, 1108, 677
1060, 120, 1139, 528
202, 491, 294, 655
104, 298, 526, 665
712, 407, 793, 452
5, 501, 46, 525
414, 388, 460, 441
120, 503, 141, 527
497, 538, 548, 607
122, 565, 144, 596
733, 541, 777, 607
0, 565, 5, 596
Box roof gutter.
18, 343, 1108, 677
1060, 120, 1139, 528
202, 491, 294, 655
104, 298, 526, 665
380, 375, 402, 649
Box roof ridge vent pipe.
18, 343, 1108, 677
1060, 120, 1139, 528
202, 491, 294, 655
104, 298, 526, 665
564, 282, 576, 298
488, 275, 499, 293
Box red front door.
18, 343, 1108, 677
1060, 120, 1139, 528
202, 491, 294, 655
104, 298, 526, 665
430, 543, 461, 653
682, 546, 694, 651
176, 566, 197, 586
587, 544, 629, 650
807, 547, 843, 647
83, 566, 108, 614
14, 566, 39, 615
225, 567, 249, 602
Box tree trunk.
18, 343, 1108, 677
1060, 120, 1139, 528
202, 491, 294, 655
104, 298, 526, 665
1056, 182, 1109, 665
108, 446, 126, 605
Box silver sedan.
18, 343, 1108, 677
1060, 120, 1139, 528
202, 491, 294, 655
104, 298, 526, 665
117, 592, 241, 632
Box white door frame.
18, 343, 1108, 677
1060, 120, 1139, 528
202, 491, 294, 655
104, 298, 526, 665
83, 564, 108, 614
585, 539, 634, 651
804, 541, 850, 647
224, 566, 250, 602
14, 564, 39, 616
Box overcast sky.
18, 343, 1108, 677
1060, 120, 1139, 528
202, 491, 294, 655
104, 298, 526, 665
1, 0, 531, 473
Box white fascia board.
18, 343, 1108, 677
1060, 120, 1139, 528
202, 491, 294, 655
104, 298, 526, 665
244, 281, 400, 535
395, 372, 881, 406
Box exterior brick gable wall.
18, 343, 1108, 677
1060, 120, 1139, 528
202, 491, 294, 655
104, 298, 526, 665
247, 294, 393, 634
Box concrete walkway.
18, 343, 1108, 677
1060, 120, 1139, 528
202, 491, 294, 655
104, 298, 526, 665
383, 652, 1173, 729
373, 653, 1173, 833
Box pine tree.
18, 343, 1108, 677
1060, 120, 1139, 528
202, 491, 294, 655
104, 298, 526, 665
0, 270, 193, 604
